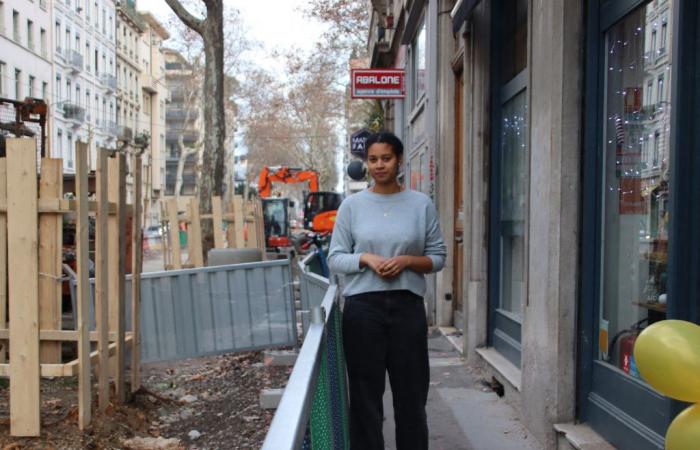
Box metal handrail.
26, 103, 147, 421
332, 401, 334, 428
262, 280, 337, 450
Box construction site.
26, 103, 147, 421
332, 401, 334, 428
0, 94, 353, 449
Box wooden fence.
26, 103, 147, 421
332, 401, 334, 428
160, 195, 265, 269
0, 138, 143, 436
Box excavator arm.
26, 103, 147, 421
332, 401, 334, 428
257, 166, 320, 197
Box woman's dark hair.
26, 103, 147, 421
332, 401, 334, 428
364, 131, 404, 160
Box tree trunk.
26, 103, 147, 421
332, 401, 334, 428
199, 3, 226, 256
165, 0, 226, 260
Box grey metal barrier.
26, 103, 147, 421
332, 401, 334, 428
262, 279, 350, 450
298, 253, 332, 337
68, 258, 298, 363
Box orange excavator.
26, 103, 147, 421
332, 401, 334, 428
257, 166, 342, 250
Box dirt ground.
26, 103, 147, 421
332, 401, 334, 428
0, 350, 292, 449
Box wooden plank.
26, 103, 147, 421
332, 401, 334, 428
233, 195, 245, 248
255, 200, 266, 255
167, 199, 182, 269
75, 141, 92, 429
95, 149, 110, 412
212, 196, 225, 249
160, 201, 171, 268
39, 159, 63, 363
225, 201, 236, 248
0, 198, 117, 214
247, 203, 258, 250
108, 153, 127, 403
0, 334, 134, 378
131, 154, 143, 393
0, 329, 119, 342
188, 198, 204, 267
0, 158, 7, 364
7, 139, 40, 436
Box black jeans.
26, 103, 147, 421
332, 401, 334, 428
343, 290, 429, 450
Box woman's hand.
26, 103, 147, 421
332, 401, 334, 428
360, 253, 388, 275
377, 256, 411, 278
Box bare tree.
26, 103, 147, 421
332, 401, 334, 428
165, 0, 225, 254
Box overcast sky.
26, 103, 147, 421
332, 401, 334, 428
143, 0, 327, 70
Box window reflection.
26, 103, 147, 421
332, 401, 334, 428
599, 0, 673, 379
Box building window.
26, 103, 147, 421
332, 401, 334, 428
0, 62, 4, 96
12, 9, 19, 42
67, 133, 73, 168
40, 28, 47, 56
55, 21, 60, 52
411, 20, 426, 105
56, 74, 61, 100
27, 20, 34, 50
597, 0, 673, 395
657, 74, 665, 105
143, 93, 151, 115
0, 2, 5, 36
86, 43, 91, 71
57, 129, 63, 161
660, 21, 668, 54
66, 79, 71, 102
14, 69, 21, 100
42, 81, 48, 100
28, 75, 35, 98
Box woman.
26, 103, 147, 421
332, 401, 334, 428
327, 131, 447, 450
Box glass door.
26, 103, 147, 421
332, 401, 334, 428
488, 0, 528, 368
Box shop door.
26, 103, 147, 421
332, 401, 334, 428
579, 1, 686, 449
454, 70, 464, 325
488, 0, 528, 368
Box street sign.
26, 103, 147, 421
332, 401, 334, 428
350, 128, 372, 158
351, 69, 405, 99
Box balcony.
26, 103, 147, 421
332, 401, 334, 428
63, 102, 86, 123
166, 130, 199, 144
100, 73, 117, 92
142, 73, 158, 94
105, 121, 118, 138
68, 50, 83, 72
166, 109, 199, 121
118, 126, 133, 142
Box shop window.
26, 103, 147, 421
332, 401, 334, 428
598, 0, 672, 378
412, 20, 426, 106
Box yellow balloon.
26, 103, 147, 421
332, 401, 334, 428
666, 404, 700, 450
633, 320, 700, 402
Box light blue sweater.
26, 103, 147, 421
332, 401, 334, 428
327, 189, 447, 297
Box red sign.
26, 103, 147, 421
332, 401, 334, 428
351, 69, 405, 99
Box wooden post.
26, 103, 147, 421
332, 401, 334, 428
247, 202, 258, 250
0, 158, 7, 364
188, 198, 204, 267
76, 141, 92, 429
233, 195, 245, 249
7, 139, 40, 436
225, 201, 236, 248
167, 199, 181, 269
38, 159, 63, 363
160, 201, 171, 268
131, 153, 143, 393
108, 153, 127, 403
212, 196, 224, 249
95, 149, 110, 412
255, 200, 266, 255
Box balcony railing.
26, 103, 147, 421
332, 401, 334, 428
118, 126, 133, 142
63, 102, 86, 122
100, 73, 117, 92
68, 50, 83, 72
166, 130, 199, 143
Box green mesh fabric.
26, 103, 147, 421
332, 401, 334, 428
308, 302, 350, 449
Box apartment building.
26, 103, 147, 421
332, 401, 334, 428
0, 0, 52, 152
163, 48, 203, 210
52, 0, 117, 172
365, 1, 696, 449
138, 11, 169, 227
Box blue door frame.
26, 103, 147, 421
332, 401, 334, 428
578, 1, 700, 449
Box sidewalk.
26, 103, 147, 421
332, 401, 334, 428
382, 328, 543, 450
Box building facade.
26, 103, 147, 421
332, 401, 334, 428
367, 0, 698, 449
138, 11, 168, 227
0, 0, 52, 104
163, 48, 202, 210
52, 0, 117, 172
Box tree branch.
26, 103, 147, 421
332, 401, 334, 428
164, 0, 204, 34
